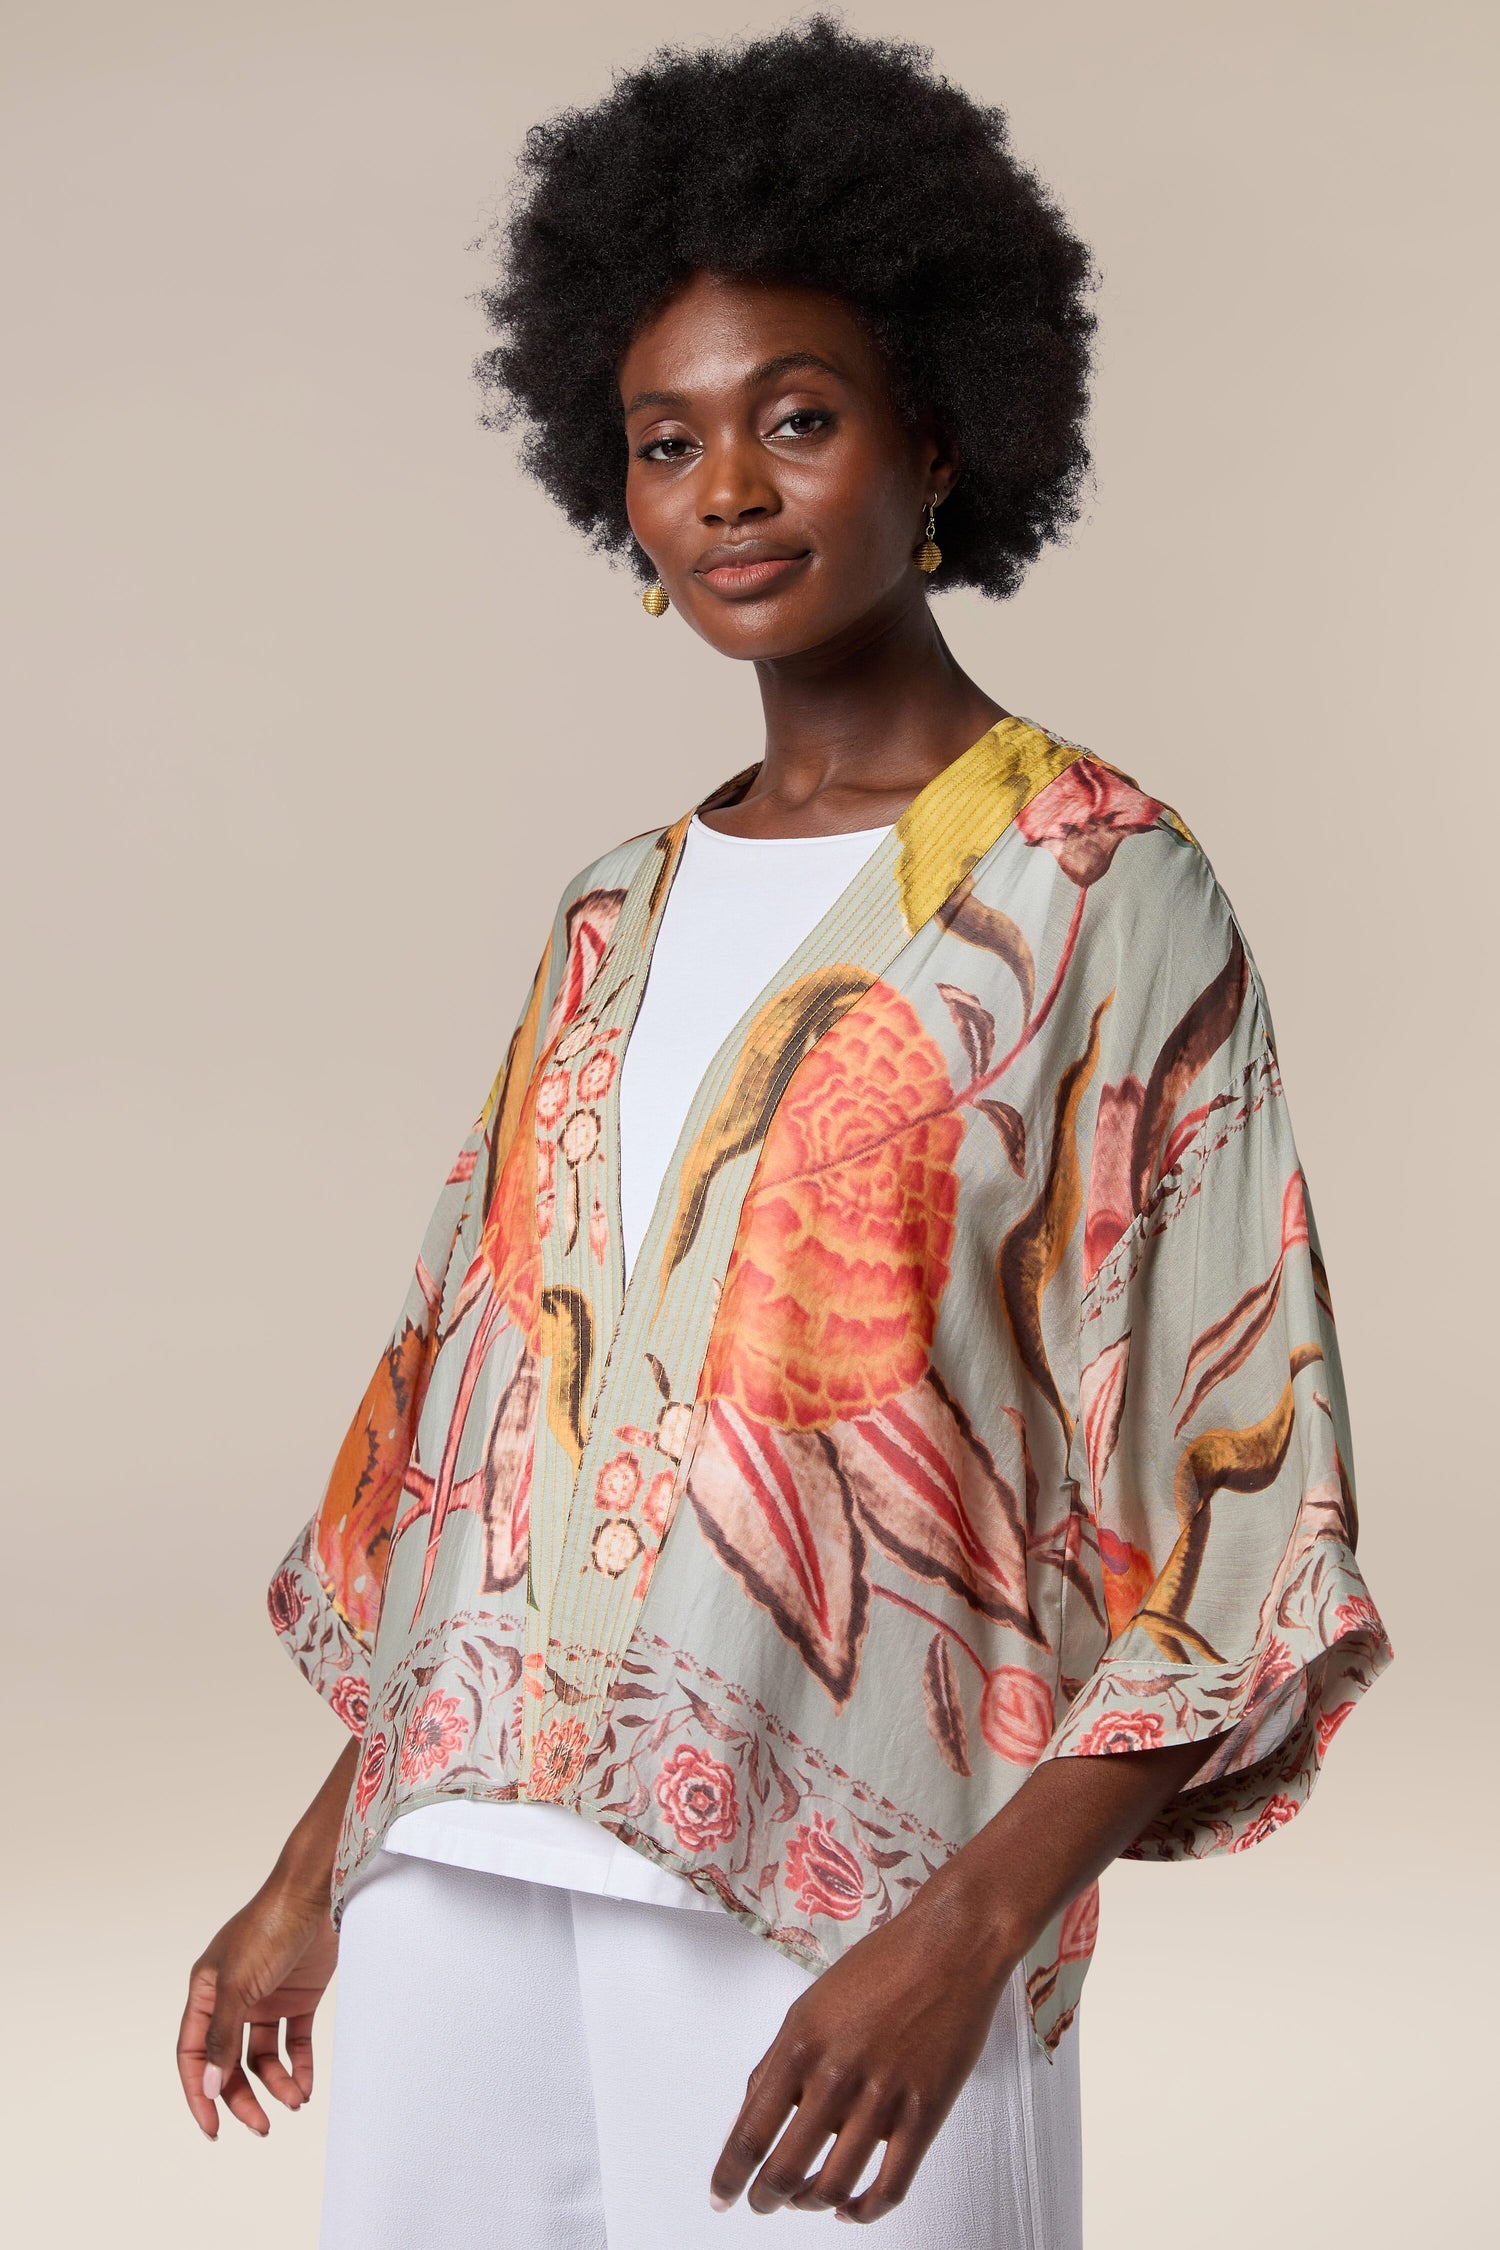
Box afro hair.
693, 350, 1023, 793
477, 16, 1095, 600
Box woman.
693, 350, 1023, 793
177, 21, 1390, 2246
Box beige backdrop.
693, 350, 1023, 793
3, 1, 1495, 2241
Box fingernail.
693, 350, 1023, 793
836, 2213, 854, 2225
709, 2191, 732, 2213
201, 2065, 222, 2101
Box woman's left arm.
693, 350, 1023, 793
709, 1735, 1215, 2225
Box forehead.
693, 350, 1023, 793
618, 271, 887, 405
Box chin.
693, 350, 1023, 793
685, 598, 852, 665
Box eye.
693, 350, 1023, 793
636, 434, 698, 463
768, 408, 832, 439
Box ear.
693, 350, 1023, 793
917, 427, 961, 508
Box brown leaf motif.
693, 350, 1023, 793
998, 995, 1112, 1447
659, 968, 872, 1291
316, 1317, 430, 1640
685, 1400, 871, 1707
921, 1634, 971, 1776
836, 1373, 1041, 1641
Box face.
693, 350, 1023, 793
619, 272, 954, 663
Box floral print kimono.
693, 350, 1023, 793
270, 716, 1391, 2055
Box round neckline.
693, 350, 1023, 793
688, 813, 894, 848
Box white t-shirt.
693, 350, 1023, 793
384, 813, 893, 1904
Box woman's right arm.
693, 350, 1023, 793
176, 1739, 356, 2139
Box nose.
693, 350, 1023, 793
696, 431, 781, 526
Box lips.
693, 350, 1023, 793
694, 544, 810, 598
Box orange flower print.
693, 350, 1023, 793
705, 982, 962, 1430
653, 1743, 739, 1852
979, 1665, 1056, 1764
1097, 1525, 1156, 1640
399, 1691, 468, 1782
480, 1073, 546, 1347
595, 1452, 643, 1511
1017, 759, 1163, 887
530, 1717, 591, 1800
784, 1814, 865, 1921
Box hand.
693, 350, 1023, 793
177, 1874, 339, 2140
709, 1737, 1220, 2222
708, 1855, 1013, 2226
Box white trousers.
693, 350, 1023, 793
320, 1852, 1081, 2249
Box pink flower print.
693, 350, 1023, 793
266, 1568, 306, 1636
328, 1673, 369, 1735
355, 1729, 389, 1817
1018, 760, 1164, 887
536, 1187, 556, 1234
536, 1142, 556, 1190
554, 1018, 596, 1063
1230, 1793, 1300, 1852
642, 1470, 676, 1535
591, 1517, 642, 1577
653, 1743, 739, 1853
1084, 1077, 1145, 1282
979, 1666, 1056, 1765
534, 1070, 571, 1131
595, 1452, 643, 1512
1057, 1881, 1100, 1963
785, 1814, 865, 1921
1316, 1701, 1356, 1755
1076, 1707, 1165, 1757
589, 1197, 610, 1264
399, 1691, 468, 1783
560, 1108, 600, 1165
1244, 1638, 1298, 1715
576, 1050, 617, 1103
1334, 1596, 1382, 1640
530, 1717, 591, 1800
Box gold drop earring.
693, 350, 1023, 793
641, 579, 669, 617
914, 498, 942, 575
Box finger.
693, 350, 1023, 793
245, 2023, 304, 2111
176, 1965, 223, 2138
203, 1978, 247, 2103
219, 2059, 271, 2138
789, 2092, 890, 2213
708, 2050, 800, 2211
836, 2105, 936, 2225
746, 2079, 852, 2217
284, 2011, 317, 2103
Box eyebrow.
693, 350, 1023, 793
621, 351, 847, 418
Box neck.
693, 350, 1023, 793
716, 591, 1006, 838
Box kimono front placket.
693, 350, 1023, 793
517, 718, 1087, 1796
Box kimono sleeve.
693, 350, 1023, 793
266, 942, 553, 1731
1038, 887, 1392, 1859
